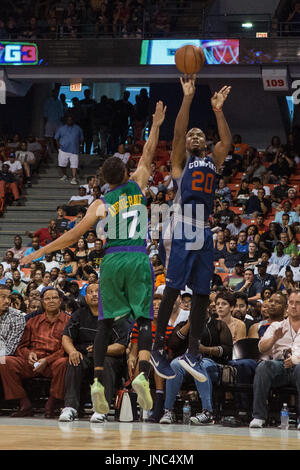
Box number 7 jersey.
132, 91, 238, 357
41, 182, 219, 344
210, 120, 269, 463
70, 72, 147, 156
97, 180, 148, 248
174, 154, 217, 222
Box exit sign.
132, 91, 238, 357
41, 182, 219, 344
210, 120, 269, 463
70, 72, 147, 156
70, 83, 82, 92
256, 32, 268, 38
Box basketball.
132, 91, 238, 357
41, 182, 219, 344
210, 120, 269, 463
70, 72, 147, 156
175, 45, 205, 74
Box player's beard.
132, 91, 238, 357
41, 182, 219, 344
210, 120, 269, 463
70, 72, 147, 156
190, 145, 206, 157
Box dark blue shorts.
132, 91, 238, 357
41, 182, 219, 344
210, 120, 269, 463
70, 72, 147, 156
159, 227, 214, 295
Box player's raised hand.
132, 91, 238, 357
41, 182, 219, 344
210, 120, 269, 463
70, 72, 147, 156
152, 100, 167, 126
180, 74, 196, 98
211, 85, 231, 110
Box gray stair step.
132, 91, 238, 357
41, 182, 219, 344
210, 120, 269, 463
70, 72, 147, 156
25, 194, 74, 199
26, 183, 82, 189
5, 207, 56, 213
0, 225, 42, 232
2, 218, 51, 223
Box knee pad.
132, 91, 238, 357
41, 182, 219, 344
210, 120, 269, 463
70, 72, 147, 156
136, 317, 152, 352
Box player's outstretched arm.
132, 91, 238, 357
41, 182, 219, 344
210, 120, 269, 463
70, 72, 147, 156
171, 74, 196, 178
211, 86, 232, 169
20, 200, 105, 265
131, 100, 166, 191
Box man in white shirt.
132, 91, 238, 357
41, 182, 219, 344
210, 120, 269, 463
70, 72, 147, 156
42, 253, 60, 272
4, 153, 23, 183
226, 215, 247, 237
15, 141, 36, 188
278, 254, 300, 282
82, 176, 96, 195
250, 291, 300, 428
113, 144, 130, 164
67, 186, 94, 216
269, 242, 291, 268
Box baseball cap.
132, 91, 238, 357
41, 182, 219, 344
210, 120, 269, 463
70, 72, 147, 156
235, 261, 244, 267
9, 152, 15, 158
180, 287, 193, 296
256, 261, 268, 268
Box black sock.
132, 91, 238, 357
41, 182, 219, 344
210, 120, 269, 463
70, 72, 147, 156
188, 294, 209, 356
93, 318, 114, 378
151, 391, 165, 420
153, 286, 180, 350
139, 360, 151, 379
94, 369, 104, 384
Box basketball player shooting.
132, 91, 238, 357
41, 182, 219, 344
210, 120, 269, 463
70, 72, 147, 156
21, 101, 166, 414
151, 75, 232, 382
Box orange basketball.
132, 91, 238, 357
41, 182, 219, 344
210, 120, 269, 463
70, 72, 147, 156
175, 45, 205, 74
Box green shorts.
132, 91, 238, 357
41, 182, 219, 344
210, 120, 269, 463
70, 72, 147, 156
98, 249, 154, 321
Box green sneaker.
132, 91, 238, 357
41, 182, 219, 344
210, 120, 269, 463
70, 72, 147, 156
132, 372, 153, 411
90, 379, 109, 414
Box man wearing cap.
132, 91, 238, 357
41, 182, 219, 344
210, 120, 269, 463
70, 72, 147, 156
280, 187, 300, 211
223, 261, 244, 289
254, 261, 277, 291
0, 164, 22, 210
4, 153, 23, 184
234, 268, 262, 304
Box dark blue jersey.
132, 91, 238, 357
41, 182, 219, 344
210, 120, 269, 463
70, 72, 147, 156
173, 154, 217, 222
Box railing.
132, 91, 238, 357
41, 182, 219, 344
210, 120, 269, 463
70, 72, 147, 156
2, 15, 300, 40
0, 18, 205, 41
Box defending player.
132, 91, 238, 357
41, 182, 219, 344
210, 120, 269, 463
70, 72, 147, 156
151, 75, 232, 381
21, 101, 166, 414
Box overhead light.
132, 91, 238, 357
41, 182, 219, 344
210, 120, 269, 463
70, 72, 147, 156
242, 22, 253, 28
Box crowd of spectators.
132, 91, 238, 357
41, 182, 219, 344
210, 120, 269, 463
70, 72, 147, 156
1, 112, 300, 427
0, 0, 192, 40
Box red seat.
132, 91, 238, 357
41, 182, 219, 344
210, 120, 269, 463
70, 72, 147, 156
242, 218, 256, 226
218, 272, 231, 282
229, 206, 244, 214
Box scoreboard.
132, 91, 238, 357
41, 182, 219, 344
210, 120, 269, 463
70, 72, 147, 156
0, 42, 38, 65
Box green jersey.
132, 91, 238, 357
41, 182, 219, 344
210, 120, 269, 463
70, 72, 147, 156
99, 180, 148, 249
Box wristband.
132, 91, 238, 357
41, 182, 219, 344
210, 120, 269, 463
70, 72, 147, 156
177, 330, 186, 340
213, 107, 222, 112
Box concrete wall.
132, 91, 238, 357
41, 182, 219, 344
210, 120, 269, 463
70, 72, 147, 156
205, 77, 286, 149
208, 0, 280, 15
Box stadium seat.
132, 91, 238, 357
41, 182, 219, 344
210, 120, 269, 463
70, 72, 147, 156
229, 206, 244, 214
242, 219, 256, 226
218, 272, 231, 282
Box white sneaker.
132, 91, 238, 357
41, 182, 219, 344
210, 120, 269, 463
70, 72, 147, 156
249, 418, 265, 428
159, 409, 176, 424
59, 175, 68, 182
90, 412, 107, 423
70, 178, 78, 185
58, 407, 78, 422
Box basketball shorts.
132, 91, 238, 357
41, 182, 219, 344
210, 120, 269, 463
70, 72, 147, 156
58, 149, 79, 169
159, 226, 214, 295
98, 248, 154, 321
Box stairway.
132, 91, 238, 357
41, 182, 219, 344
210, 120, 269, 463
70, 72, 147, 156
0, 154, 102, 259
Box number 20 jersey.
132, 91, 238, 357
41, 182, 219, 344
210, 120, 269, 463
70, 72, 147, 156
174, 154, 217, 222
